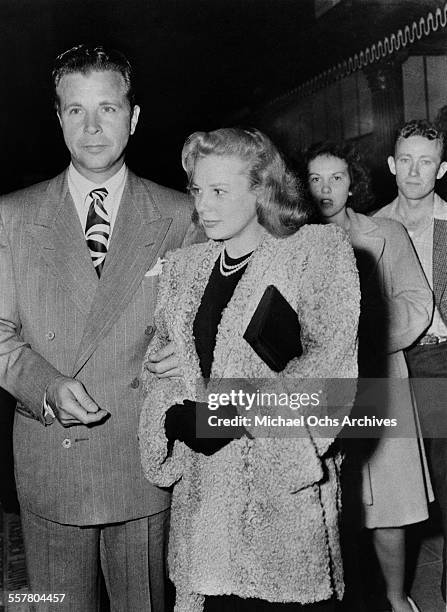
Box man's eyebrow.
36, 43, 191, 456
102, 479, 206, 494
63, 98, 123, 107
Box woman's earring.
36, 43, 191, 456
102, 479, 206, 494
348, 191, 352, 196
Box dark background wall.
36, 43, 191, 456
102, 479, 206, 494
2, 0, 444, 198
0, 0, 316, 193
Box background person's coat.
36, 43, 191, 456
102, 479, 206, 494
139, 225, 360, 611
345, 209, 433, 528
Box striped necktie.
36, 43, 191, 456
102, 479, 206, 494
85, 187, 110, 277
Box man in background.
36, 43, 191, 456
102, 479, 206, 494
375, 119, 447, 600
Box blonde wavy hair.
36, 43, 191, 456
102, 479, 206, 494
182, 127, 312, 237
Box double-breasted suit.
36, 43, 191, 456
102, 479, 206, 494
0, 169, 192, 526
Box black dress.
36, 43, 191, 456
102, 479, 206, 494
193, 251, 248, 379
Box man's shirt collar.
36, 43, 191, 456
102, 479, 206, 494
68, 163, 127, 209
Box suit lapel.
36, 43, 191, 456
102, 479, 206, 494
72, 172, 172, 375
27, 172, 98, 316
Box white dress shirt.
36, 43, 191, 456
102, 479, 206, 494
67, 162, 127, 237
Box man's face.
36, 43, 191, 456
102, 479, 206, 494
56, 70, 140, 183
388, 135, 447, 202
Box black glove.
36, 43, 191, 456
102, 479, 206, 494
164, 399, 250, 456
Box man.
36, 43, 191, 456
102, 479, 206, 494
0, 44, 192, 610
375, 118, 447, 599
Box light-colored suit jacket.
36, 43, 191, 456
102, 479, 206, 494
348, 209, 432, 376
375, 194, 447, 325
0, 169, 192, 525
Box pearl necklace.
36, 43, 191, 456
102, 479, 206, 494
219, 246, 253, 277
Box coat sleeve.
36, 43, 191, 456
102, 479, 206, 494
280, 225, 360, 457
139, 251, 192, 487
379, 222, 432, 353
0, 208, 62, 423
284, 225, 360, 379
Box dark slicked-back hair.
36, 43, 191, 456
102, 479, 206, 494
395, 119, 444, 157
182, 127, 313, 238
305, 140, 375, 213
52, 44, 135, 109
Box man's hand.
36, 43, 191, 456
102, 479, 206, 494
145, 341, 182, 378
46, 376, 109, 427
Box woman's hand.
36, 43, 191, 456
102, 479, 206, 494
165, 400, 250, 456
145, 341, 183, 378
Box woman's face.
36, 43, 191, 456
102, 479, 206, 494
307, 154, 351, 224
190, 154, 262, 255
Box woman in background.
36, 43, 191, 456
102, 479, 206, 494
139, 128, 360, 611
306, 141, 433, 612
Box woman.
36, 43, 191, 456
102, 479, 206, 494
139, 128, 360, 611
305, 141, 433, 612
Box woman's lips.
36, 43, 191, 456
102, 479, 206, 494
201, 220, 220, 228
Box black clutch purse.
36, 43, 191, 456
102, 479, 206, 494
243, 285, 302, 372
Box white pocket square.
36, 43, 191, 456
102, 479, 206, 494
144, 257, 166, 277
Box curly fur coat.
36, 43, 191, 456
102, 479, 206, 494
139, 225, 360, 611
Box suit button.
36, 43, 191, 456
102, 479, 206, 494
46, 331, 55, 341
62, 438, 71, 449
145, 325, 155, 337
130, 377, 140, 389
